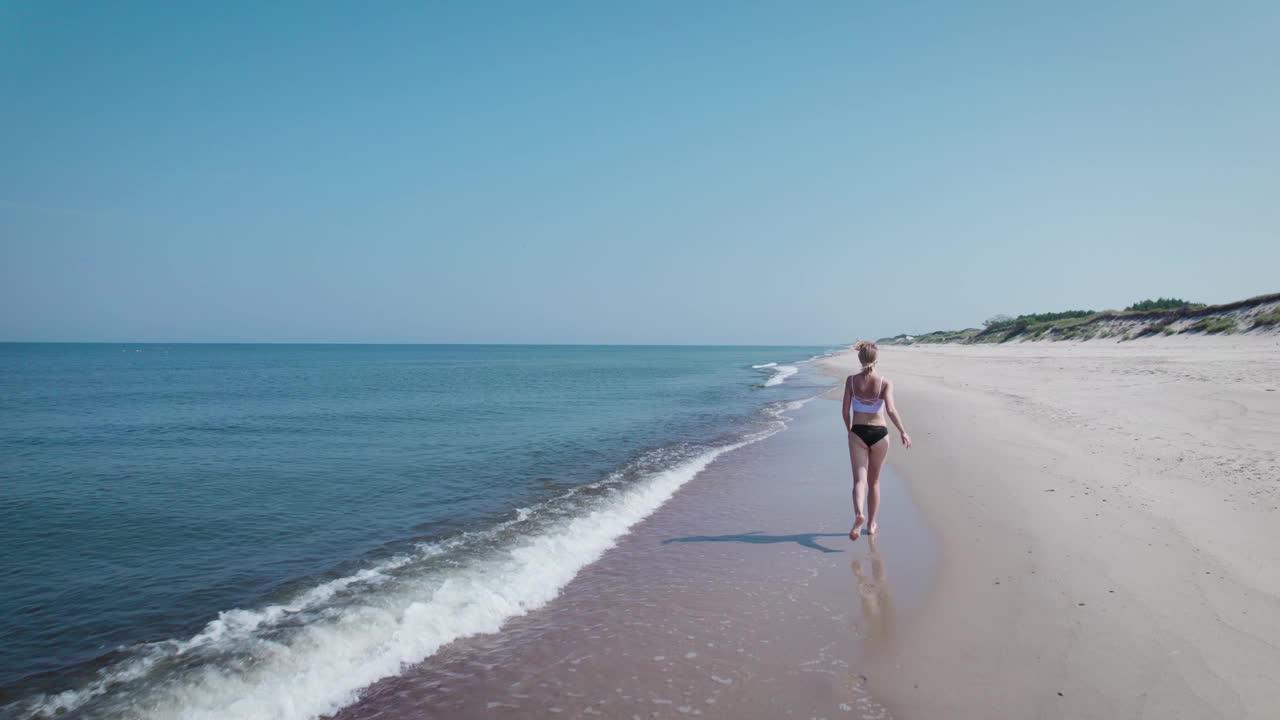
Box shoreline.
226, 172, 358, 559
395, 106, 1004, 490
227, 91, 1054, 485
15, 333, 1277, 718
1, 347, 836, 720
820, 334, 1280, 719
333, 397, 938, 720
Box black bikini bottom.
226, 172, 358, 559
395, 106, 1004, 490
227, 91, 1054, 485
849, 424, 888, 447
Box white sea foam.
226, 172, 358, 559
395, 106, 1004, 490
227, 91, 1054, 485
798, 348, 845, 363
763, 364, 798, 387
751, 362, 777, 369
763, 399, 808, 418
18, 406, 804, 720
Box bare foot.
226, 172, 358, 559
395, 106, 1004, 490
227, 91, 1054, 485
850, 516, 865, 541
868, 521, 878, 536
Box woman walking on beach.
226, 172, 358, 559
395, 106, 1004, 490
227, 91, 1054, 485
842, 340, 911, 540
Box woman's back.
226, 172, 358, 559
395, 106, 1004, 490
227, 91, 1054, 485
842, 339, 910, 542
849, 372, 886, 417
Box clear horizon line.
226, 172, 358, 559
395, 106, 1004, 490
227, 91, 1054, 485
0, 340, 850, 347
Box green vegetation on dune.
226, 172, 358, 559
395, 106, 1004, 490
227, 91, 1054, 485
1124, 297, 1202, 312
1136, 320, 1172, 338
915, 329, 978, 344
878, 329, 978, 344
1183, 317, 1236, 334
1034, 314, 1100, 340
1251, 309, 1280, 329
877, 292, 1280, 346
982, 309, 1093, 332
975, 309, 1096, 342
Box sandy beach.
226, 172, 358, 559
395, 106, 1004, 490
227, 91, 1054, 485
6, 338, 1275, 719
820, 335, 1280, 719
325, 335, 1280, 719
332, 399, 934, 719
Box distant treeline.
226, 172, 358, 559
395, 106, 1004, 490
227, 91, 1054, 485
1123, 298, 1200, 312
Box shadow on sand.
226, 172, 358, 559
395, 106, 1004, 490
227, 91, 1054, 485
662, 530, 847, 554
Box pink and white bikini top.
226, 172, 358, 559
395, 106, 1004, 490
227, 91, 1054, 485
849, 375, 885, 413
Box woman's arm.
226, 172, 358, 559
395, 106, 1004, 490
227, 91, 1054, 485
883, 380, 912, 448
841, 376, 852, 431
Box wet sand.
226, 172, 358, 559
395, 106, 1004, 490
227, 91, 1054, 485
332, 400, 937, 720
821, 335, 1280, 719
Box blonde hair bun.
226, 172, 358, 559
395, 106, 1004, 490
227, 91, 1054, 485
853, 340, 879, 372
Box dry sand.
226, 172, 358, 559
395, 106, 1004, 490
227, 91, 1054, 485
821, 334, 1280, 719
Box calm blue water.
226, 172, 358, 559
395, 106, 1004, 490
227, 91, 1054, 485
0, 344, 832, 718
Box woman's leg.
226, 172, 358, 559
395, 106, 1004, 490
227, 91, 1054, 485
847, 432, 870, 540
866, 438, 890, 534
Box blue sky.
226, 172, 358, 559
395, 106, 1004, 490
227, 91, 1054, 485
2, 1, 1276, 343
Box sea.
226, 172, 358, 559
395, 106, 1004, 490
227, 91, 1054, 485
0, 343, 837, 719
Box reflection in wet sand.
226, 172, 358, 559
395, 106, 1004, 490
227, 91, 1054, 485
852, 537, 896, 651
